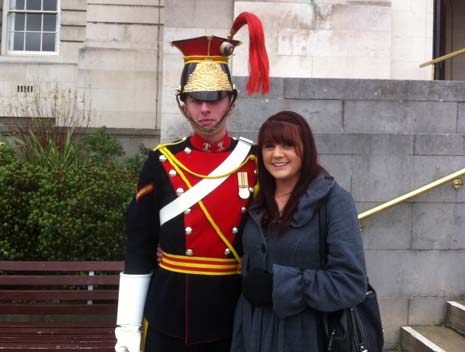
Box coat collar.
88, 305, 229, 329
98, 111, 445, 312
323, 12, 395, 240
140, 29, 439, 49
190, 133, 231, 152
291, 172, 335, 227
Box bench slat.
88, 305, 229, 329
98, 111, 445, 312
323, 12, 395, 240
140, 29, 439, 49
0, 304, 117, 314
0, 261, 121, 351
0, 335, 115, 341
0, 289, 118, 301
0, 342, 115, 349
0, 348, 115, 351
0, 261, 123, 271
0, 275, 119, 286
0, 327, 115, 334
0, 322, 115, 328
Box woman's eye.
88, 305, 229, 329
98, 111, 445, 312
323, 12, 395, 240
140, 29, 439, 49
263, 144, 275, 149
283, 144, 294, 149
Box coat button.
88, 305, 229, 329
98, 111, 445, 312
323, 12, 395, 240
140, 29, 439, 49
184, 208, 191, 215
159, 155, 167, 162
185, 227, 192, 235
248, 187, 254, 193
186, 249, 194, 256
184, 147, 192, 154
253, 169, 257, 175
176, 188, 184, 196
169, 169, 177, 177
224, 248, 231, 256
241, 207, 247, 214
232, 227, 238, 234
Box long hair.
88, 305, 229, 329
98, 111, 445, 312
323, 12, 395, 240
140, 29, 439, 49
253, 111, 324, 230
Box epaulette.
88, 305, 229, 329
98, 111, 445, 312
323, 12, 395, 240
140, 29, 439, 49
153, 137, 188, 152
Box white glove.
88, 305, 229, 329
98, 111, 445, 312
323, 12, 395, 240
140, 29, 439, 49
115, 325, 142, 352
115, 273, 152, 352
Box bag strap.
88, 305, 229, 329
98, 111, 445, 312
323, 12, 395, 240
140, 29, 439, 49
318, 197, 328, 270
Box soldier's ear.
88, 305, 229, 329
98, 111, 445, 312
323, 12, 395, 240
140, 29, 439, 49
227, 103, 236, 116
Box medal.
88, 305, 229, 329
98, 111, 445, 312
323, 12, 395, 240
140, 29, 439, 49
237, 172, 250, 199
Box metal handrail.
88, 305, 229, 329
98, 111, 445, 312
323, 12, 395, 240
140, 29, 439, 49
419, 47, 465, 68
358, 167, 465, 224
419, 47, 465, 79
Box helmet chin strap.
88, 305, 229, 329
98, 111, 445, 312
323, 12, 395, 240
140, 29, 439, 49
175, 92, 238, 135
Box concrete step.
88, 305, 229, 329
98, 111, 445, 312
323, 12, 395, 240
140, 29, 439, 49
401, 325, 465, 352
446, 301, 465, 336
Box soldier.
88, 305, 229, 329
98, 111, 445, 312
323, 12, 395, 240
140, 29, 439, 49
115, 12, 270, 352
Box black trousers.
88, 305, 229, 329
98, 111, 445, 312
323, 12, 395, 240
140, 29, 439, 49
144, 329, 231, 352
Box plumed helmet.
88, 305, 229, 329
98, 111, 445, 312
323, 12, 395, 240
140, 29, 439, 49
171, 12, 270, 102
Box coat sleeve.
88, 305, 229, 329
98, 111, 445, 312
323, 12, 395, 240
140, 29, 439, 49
124, 151, 161, 274
272, 187, 367, 318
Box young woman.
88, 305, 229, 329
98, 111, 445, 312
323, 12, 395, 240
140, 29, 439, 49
231, 111, 367, 352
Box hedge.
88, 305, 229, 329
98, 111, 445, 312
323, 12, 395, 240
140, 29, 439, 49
0, 129, 144, 261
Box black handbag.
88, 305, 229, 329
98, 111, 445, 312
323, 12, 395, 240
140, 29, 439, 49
318, 198, 384, 352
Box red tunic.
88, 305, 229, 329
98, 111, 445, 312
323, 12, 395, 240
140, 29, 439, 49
124, 134, 257, 343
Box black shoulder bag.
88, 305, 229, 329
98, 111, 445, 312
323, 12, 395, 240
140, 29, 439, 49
319, 198, 384, 352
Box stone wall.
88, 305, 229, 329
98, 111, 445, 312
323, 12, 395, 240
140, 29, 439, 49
228, 76, 465, 349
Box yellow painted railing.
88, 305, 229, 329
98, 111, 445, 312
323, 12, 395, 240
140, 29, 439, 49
358, 167, 465, 228
419, 47, 465, 79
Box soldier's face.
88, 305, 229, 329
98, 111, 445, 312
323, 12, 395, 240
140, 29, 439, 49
183, 96, 232, 140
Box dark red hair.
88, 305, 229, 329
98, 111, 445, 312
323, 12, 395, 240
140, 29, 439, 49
253, 111, 324, 230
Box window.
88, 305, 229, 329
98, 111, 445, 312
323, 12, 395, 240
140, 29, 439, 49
4, 0, 59, 54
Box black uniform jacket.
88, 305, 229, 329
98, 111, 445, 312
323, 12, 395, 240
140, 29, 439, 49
124, 134, 257, 343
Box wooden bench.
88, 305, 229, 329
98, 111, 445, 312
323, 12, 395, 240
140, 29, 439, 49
0, 261, 123, 351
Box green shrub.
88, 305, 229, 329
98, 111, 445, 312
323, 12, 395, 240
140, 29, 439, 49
0, 128, 140, 261
29, 160, 134, 260
0, 145, 41, 260
79, 127, 124, 165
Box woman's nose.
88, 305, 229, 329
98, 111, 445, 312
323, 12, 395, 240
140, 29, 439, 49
272, 146, 284, 157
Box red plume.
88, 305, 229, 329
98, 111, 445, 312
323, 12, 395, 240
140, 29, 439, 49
230, 12, 270, 95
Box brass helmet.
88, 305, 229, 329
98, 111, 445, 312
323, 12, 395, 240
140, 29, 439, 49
171, 12, 270, 103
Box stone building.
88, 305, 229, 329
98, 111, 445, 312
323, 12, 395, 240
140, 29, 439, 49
1, 1, 464, 350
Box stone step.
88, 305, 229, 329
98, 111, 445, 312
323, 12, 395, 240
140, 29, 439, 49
446, 301, 465, 336
401, 325, 465, 352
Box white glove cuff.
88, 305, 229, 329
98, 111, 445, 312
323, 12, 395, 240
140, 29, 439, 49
116, 272, 152, 327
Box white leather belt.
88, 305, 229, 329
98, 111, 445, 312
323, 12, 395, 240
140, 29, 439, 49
159, 137, 253, 226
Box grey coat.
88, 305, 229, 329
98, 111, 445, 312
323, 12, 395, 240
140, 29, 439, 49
231, 173, 367, 352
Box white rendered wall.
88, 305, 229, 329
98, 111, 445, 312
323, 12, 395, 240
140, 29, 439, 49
232, 0, 434, 80
390, 0, 434, 80
233, 0, 392, 79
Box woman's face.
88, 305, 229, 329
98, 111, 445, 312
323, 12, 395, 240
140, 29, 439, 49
262, 141, 302, 186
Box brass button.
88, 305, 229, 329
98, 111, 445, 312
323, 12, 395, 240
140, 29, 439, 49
241, 207, 247, 214
224, 248, 231, 256
184, 208, 191, 215
186, 249, 194, 256
176, 188, 184, 196
159, 155, 167, 162
169, 170, 177, 177
232, 227, 238, 234
185, 227, 192, 235
184, 147, 192, 155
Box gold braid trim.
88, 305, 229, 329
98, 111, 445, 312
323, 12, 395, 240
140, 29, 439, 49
159, 146, 256, 179
161, 149, 242, 264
